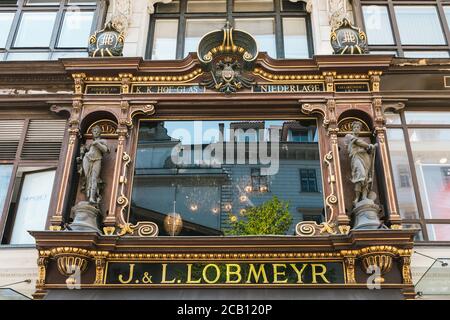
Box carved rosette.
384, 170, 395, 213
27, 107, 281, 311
51, 247, 91, 285
359, 246, 398, 284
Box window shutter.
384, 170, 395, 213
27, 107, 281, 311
0, 120, 24, 159
21, 120, 66, 160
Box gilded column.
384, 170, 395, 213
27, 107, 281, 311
373, 97, 402, 228
50, 73, 85, 230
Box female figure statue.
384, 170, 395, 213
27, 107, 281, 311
345, 121, 377, 206
79, 125, 110, 204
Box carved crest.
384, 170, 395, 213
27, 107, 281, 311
330, 18, 369, 55
88, 21, 125, 57
198, 21, 257, 94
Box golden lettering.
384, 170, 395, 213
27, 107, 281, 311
272, 264, 288, 283
311, 264, 330, 284
186, 264, 202, 284
226, 264, 242, 284
161, 264, 176, 284
203, 264, 221, 284
118, 263, 135, 284
246, 264, 269, 284
290, 263, 308, 284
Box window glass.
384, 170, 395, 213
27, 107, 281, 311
57, 11, 94, 48
282, 17, 308, 58
0, 165, 13, 214
235, 18, 276, 58
384, 112, 401, 125
184, 19, 226, 56
7, 52, 49, 60
187, 0, 226, 13
131, 119, 324, 236
405, 111, 450, 125
408, 129, 450, 220
281, 0, 305, 12
156, 0, 180, 13
26, 0, 60, 5
403, 51, 449, 58
152, 19, 178, 60
14, 12, 57, 47
394, 6, 445, 45
50, 51, 88, 59
403, 223, 424, 241
387, 129, 420, 219
234, 0, 274, 12
0, 13, 15, 48
444, 6, 450, 30
427, 224, 450, 241
9, 170, 56, 244
362, 5, 395, 45
68, 0, 97, 4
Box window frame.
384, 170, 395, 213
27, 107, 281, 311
357, 0, 450, 57
0, 0, 105, 61
299, 168, 318, 193
146, 0, 314, 60
0, 117, 67, 246
386, 109, 450, 243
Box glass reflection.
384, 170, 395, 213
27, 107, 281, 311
131, 120, 324, 236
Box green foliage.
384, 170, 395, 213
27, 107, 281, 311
226, 196, 293, 235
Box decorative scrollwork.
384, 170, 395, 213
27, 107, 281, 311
117, 152, 131, 227
118, 221, 159, 237
296, 151, 339, 236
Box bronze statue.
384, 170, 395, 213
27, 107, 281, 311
78, 125, 109, 204
345, 121, 377, 206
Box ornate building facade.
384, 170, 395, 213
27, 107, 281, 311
0, 0, 449, 299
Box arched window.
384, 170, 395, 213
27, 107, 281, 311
147, 0, 313, 60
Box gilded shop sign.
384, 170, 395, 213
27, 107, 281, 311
104, 261, 345, 286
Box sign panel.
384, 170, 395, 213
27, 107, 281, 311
85, 85, 121, 95
335, 83, 370, 92
253, 83, 324, 93
132, 85, 205, 94
105, 261, 345, 286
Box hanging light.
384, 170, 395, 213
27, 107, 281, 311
164, 200, 183, 236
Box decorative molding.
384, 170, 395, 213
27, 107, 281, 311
110, 0, 132, 34
117, 151, 131, 227
327, 0, 349, 29
36, 250, 51, 289
51, 247, 91, 285
331, 18, 369, 55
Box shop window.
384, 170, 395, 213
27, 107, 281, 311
387, 111, 450, 241
130, 119, 324, 236
148, 0, 313, 60
359, 1, 450, 57
7, 169, 56, 244
0, 0, 101, 61
0, 118, 65, 245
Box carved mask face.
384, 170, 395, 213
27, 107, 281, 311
221, 63, 235, 82
352, 122, 361, 135
92, 126, 101, 138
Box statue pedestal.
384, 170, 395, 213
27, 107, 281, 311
352, 199, 385, 230
68, 201, 101, 233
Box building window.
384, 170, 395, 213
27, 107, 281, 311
148, 0, 313, 60
131, 119, 324, 236
0, 0, 101, 61
299, 169, 318, 193
359, 0, 450, 58
0, 118, 66, 245
386, 110, 450, 242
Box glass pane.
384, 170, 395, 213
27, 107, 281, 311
415, 257, 450, 294
403, 223, 424, 241
281, 0, 305, 11
131, 119, 324, 236
58, 11, 94, 48
9, 170, 56, 244
0, 12, 14, 48
156, 0, 179, 13
405, 111, 450, 125
184, 19, 226, 56
427, 224, 450, 241
51, 51, 88, 59
403, 51, 449, 58
387, 129, 420, 219
6, 52, 49, 60
0, 1, 18, 5
445, 6, 450, 30
0, 52, 4, 61
394, 6, 445, 45
187, 0, 226, 13
234, 0, 274, 12
152, 19, 178, 60
362, 6, 394, 45
0, 165, 13, 214
68, 0, 97, 5
408, 129, 450, 219
385, 112, 401, 125
283, 17, 309, 58
26, 0, 60, 5
235, 18, 276, 58
14, 12, 57, 47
